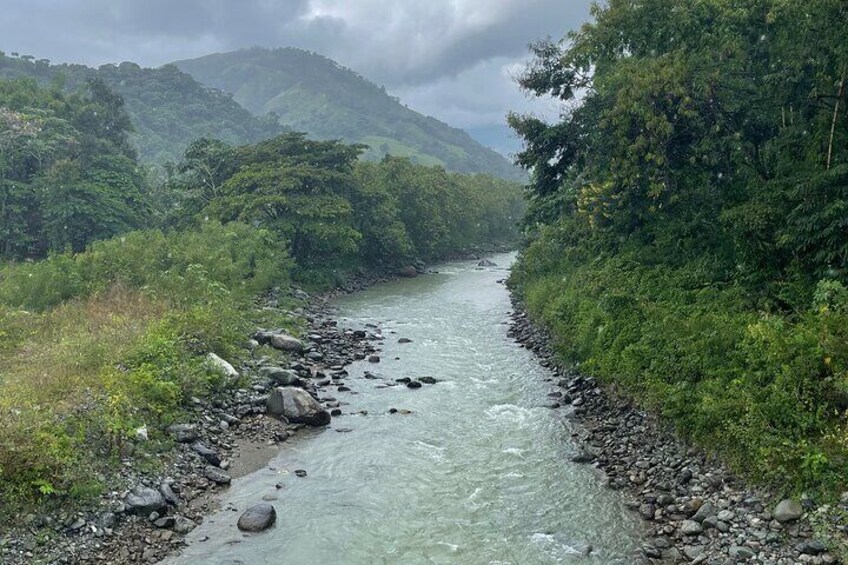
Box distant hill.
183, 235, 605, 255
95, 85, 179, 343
0, 53, 286, 164
174, 48, 524, 180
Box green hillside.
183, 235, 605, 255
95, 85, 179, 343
0, 52, 286, 164
174, 48, 524, 180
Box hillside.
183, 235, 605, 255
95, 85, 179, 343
173, 48, 524, 180
0, 53, 286, 164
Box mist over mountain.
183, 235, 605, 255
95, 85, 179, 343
174, 48, 525, 180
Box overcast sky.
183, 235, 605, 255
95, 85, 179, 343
0, 0, 592, 155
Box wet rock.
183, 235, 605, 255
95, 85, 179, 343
773, 499, 803, 523
368, 355, 380, 363
204, 466, 232, 485
125, 486, 166, 516
398, 338, 413, 344
570, 449, 596, 463
237, 503, 277, 532
294, 470, 307, 478
419, 376, 438, 384
266, 386, 331, 426
406, 381, 423, 389
398, 266, 418, 278
477, 259, 497, 267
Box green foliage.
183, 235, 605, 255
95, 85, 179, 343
167, 135, 525, 279
0, 77, 150, 260
173, 47, 525, 180
510, 0, 848, 494
0, 221, 290, 505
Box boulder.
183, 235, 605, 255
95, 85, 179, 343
237, 503, 277, 532
206, 353, 239, 379
266, 387, 331, 426
259, 366, 299, 386
477, 259, 497, 267
398, 266, 418, 278
773, 499, 803, 523
125, 486, 166, 516
269, 333, 305, 353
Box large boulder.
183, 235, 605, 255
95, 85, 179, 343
259, 366, 299, 386
269, 333, 305, 353
237, 503, 277, 532
398, 266, 418, 278
266, 387, 330, 426
125, 486, 167, 515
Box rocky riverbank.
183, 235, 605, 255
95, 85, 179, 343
508, 300, 846, 564
0, 283, 388, 565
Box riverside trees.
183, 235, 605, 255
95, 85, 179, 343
509, 0, 848, 492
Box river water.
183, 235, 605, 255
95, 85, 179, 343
164, 252, 644, 564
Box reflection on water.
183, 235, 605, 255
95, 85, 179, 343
162, 253, 644, 565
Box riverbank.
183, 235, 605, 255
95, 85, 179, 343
507, 300, 846, 564
0, 246, 515, 565
0, 282, 386, 564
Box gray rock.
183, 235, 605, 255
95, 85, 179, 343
166, 423, 199, 443
729, 545, 755, 560
237, 503, 277, 532
692, 502, 717, 523
773, 499, 803, 523
269, 333, 305, 353
477, 259, 497, 267
266, 386, 331, 426
259, 366, 299, 386
125, 486, 166, 515
679, 520, 703, 535
159, 481, 180, 506
191, 441, 221, 466
173, 516, 196, 535
204, 466, 232, 485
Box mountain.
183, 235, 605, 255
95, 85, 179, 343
0, 53, 286, 164
173, 48, 524, 181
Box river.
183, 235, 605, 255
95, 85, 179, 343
163, 252, 644, 564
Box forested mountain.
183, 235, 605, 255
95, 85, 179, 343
0, 52, 286, 164
173, 48, 525, 180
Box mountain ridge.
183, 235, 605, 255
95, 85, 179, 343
173, 47, 524, 181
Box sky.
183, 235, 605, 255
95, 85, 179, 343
0, 0, 592, 156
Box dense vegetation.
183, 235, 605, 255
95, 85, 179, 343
0, 51, 287, 164
174, 48, 525, 180
509, 0, 848, 494
0, 73, 524, 506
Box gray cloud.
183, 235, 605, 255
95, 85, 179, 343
0, 0, 591, 155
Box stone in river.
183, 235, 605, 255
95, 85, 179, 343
237, 503, 277, 532
406, 381, 423, 389
368, 355, 380, 363
419, 376, 438, 384
294, 469, 307, 478
398, 337, 413, 343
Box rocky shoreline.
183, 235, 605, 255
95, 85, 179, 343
0, 282, 388, 565
0, 247, 515, 565
507, 301, 846, 564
